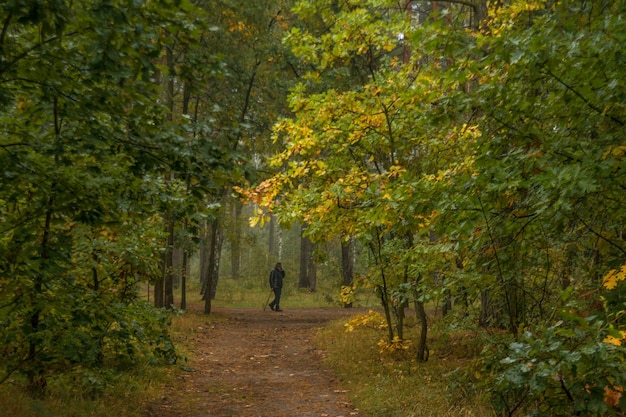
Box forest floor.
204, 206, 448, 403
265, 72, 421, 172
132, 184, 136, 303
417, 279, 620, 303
146, 306, 368, 417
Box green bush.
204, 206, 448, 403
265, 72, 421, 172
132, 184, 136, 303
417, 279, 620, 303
469, 310, 626, 416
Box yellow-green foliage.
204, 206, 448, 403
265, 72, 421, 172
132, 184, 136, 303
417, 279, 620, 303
343, 310, 387, 332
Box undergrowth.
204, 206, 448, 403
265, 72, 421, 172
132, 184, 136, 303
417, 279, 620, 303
0, 363, 171, 417
1, 284, 490, 417
0, 293, 216, 417
314, 311, 496, 417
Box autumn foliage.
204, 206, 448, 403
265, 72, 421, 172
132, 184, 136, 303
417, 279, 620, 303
242, 0, 626, 415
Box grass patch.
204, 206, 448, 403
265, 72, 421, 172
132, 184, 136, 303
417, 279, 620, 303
211, 276, 378, 309
314, 314, 495, 417
0, 363, 171, 417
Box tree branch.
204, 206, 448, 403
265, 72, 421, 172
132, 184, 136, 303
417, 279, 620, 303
577, 215, 626, 257
543, 66, 625, 127
0, 11, 12, 54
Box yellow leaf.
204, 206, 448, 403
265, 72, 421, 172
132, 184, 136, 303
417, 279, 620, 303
603, 266, 626, 290
603, 335, 622, 346
603, 331, 626, 346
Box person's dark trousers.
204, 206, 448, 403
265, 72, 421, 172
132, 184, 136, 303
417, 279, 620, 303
269, 288, 282, 311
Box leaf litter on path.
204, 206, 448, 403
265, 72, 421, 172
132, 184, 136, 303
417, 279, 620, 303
147, 307, 364, 417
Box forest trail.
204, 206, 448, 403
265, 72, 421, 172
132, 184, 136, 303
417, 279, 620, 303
146, 307, 366, 417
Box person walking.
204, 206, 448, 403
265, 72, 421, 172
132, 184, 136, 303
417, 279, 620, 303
268, 262, 285, 312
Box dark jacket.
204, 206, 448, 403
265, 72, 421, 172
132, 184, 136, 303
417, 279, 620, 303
269, 267, 285, 289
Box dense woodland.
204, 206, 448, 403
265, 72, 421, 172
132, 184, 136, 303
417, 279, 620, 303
1, 0, 625, 415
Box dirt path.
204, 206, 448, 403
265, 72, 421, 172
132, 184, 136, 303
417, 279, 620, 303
147, 307, 365, 417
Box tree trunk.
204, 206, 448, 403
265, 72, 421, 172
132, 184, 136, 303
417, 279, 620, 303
164, 215, 175, 308
269, 213, 276, 261
394, 301, 405, 340
442, 286, 452, 316
369, 236, 394, 342
341, 236, 355, 280
181, 247, 188, 310
172, 246, 183, 289
470, 0, 488, 30
210, 224, 224, 300
299, 224, 311, 289
230, 198, 242, 279
379, 282, 395, 343
200, 224, 210, 293
27, 191, 55, 396
204, 219, 220, 314
155, 213, 175, 309
160, 43, 176, 309
277, 222, 283, 261
154, 275, 164, 308
298, 224, 316, 291
413, 278, 429, 362
309, 255, 317, 292
504, 277, 524, 334
479, 288, 494, 327
341, 237, 354, 307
